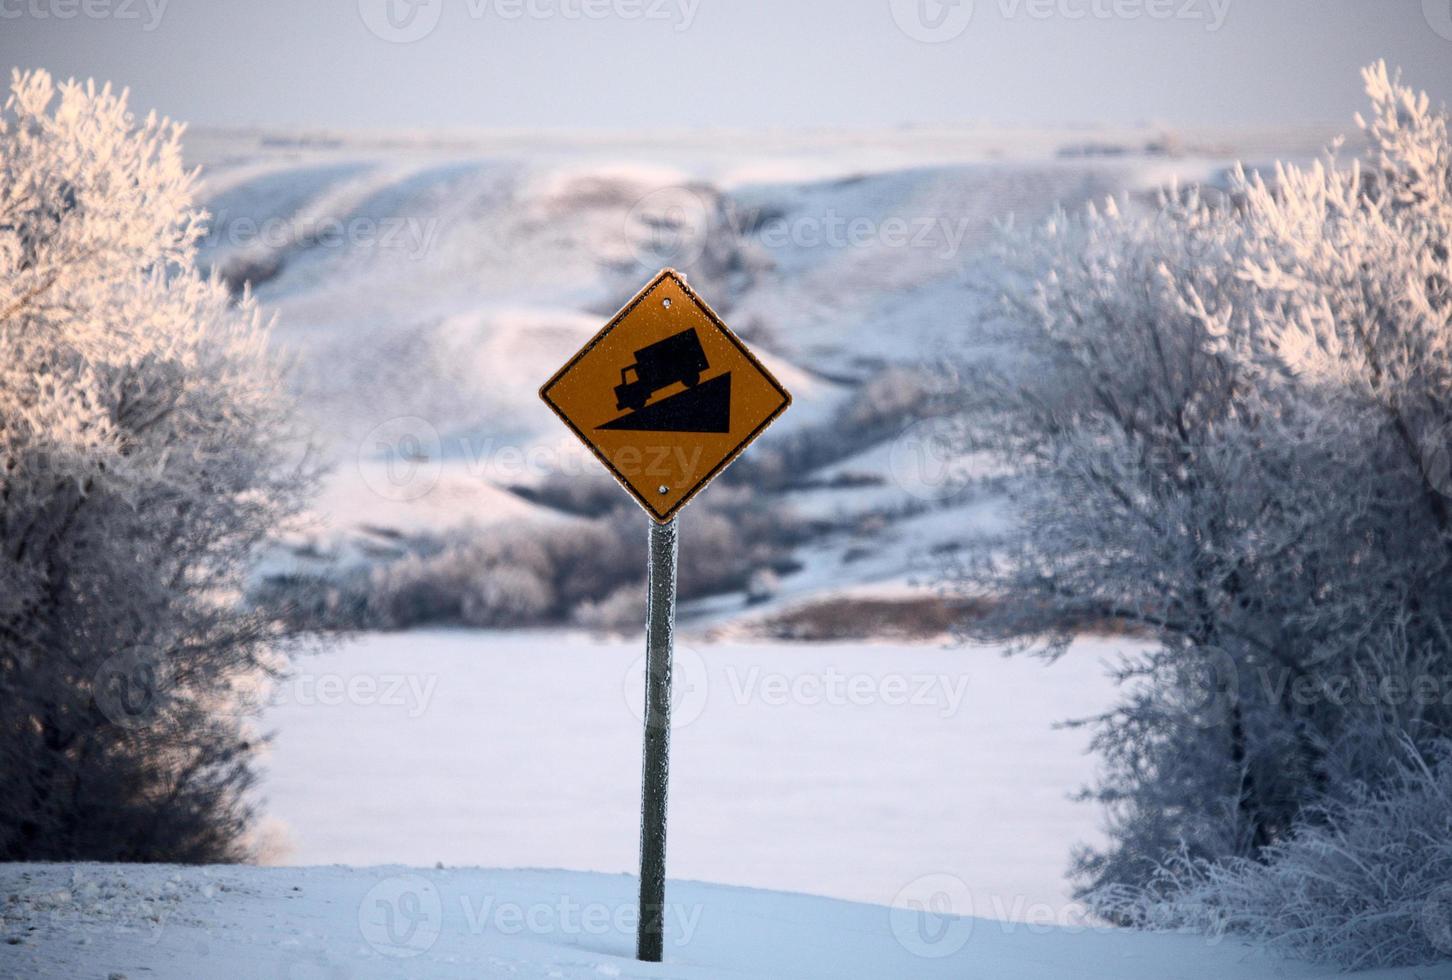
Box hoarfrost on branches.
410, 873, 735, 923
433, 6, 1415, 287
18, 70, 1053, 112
958, 62, 1452, 967
0, 70, 315, 861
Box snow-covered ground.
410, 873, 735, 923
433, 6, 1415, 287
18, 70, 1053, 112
256, 630, 1119, 922
1, 863, 1428, 979
11, 627, 1435, 978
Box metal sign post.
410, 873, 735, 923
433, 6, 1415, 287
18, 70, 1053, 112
539, 269, 790, 964
636, 516, 677, 962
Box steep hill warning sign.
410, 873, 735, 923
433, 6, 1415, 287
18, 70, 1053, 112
539, 269, 791, 523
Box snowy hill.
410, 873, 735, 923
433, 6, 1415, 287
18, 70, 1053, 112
0, 864, 1428, 980
184, 125, 1343, 628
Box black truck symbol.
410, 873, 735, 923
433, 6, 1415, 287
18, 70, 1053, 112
613, 328, 709, 412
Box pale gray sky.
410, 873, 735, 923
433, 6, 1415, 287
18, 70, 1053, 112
2, 0, 1450, 130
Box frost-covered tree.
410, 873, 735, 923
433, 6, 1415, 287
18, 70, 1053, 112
1098, 739, 1452, 971
0, 70, 313, 861
959, 62, 1452, 955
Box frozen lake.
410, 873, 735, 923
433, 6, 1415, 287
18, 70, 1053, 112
258, 630, 1125, 923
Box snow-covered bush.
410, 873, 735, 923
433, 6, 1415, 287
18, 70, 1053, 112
270, 476, 808, 631
958, 61, 1452, 957
0, 71, 314, 860
1099, 740, 1452, 970
572, 582, 646, 633
463, 566, 555, 628
353, 524, 568, 629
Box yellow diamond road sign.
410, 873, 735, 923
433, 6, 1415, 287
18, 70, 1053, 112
540, 269, 791, 523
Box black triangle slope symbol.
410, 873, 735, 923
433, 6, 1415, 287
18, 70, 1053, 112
597, 373, 732, 433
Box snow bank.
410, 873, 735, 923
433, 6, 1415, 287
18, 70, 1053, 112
1, 864, 1422, 979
